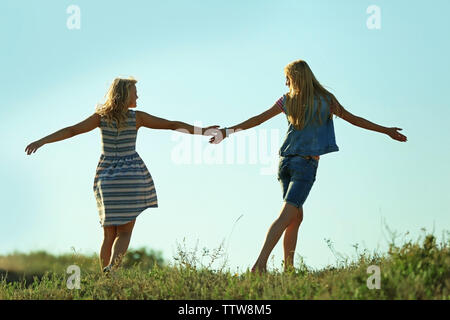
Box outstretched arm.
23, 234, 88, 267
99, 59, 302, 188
331, 99, 407, 142
136, 110, 219, 135
209, 103, 283, 144
25, 113, 101, 155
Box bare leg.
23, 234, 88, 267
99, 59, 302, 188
252, 202, 300, 272
100, 226, 117, 269
108, 219, 136, 269
283, 207, 303, 271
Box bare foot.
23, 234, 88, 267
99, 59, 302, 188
284, 265, 295, 273
102, 265, 112, 276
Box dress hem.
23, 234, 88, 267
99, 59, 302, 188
99, 204, 158, 227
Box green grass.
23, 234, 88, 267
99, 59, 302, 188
0, 230, 449, 300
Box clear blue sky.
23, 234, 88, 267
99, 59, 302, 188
1, 0, 449, 273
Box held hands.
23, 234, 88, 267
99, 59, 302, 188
202, 125, 221, 135
202, 125, 226, 144
25, 140, 44, 155
208, 128, 228, 144
385, 127, 408, 142
24, 125, 406, 155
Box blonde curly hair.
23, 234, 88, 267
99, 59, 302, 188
95, 77, 137, 130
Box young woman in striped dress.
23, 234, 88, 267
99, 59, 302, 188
25, 78, 219, 273
209, 60, 408, 272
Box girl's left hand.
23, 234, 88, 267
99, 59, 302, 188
385, 127, 408, 142
25, 140, 44, 155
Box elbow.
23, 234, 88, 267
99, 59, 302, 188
351, 116, 363, 126
168, 121, 178, 131
345, 115, 360, 126
169, 121, 188, 132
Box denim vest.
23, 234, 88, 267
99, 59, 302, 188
279, 94, 339, 157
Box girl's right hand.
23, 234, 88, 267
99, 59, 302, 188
203, 125, 220, 136
385, 127, 408, 142
209, 128, 227, 144
25, 140, 44, 155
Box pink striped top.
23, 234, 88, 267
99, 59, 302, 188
276, 96, 285, 114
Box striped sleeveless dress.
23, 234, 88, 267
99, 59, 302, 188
93, 109, 158, 227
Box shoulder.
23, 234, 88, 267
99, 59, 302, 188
275, 94, 288, 114
134, 110, 147, 129
327, 95, 346, 118
315, 94, 333, 109
133, 109, 139, 125
93, 109, 105, 120
135, 110, 156, 120
92, 112, 101, 126
135, 110, 146, 120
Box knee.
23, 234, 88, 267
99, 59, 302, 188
280, 203, 303, 225
116, 220, 136, 235
288, 216, 302, 228
103, 234, 116, 245
296, 208, 304, 223
103, 228, 117, 243
117, 230, 132, 238
290, 208, 303, 226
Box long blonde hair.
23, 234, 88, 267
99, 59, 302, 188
95, 77, 137, 130
284, 60, 335, 130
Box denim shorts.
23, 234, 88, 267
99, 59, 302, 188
277, 155, 319, 208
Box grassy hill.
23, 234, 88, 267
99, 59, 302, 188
0, 231, 448, 299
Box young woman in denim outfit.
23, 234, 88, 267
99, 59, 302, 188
210, 60, 407, 272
